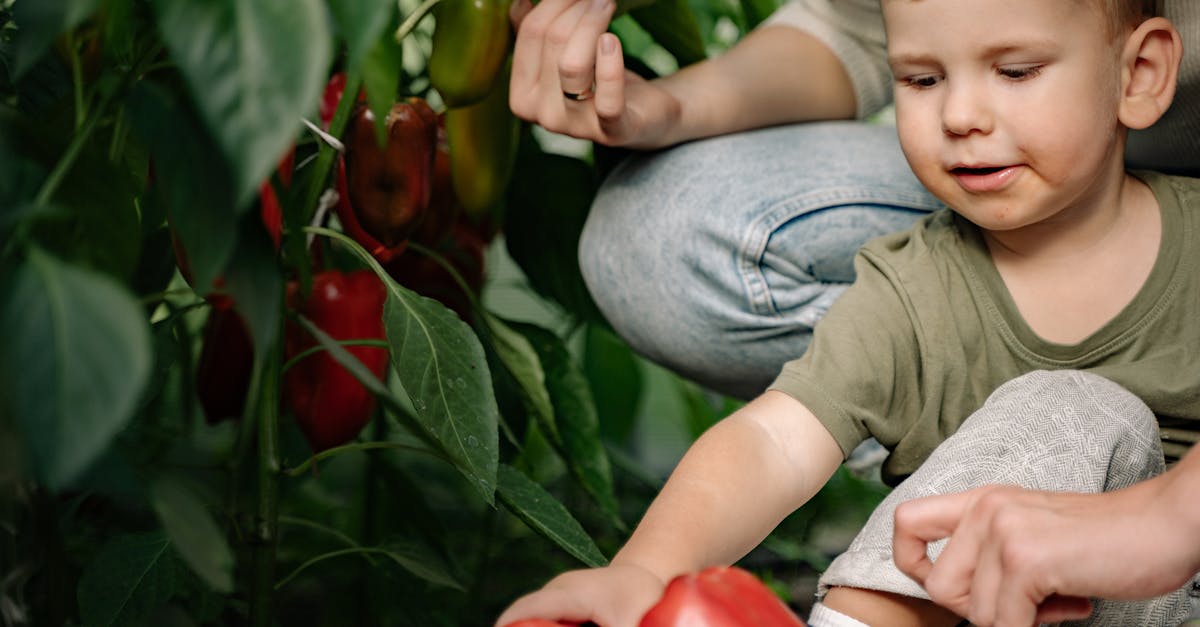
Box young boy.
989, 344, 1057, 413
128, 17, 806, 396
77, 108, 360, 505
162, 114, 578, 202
497, 0, 1198, 625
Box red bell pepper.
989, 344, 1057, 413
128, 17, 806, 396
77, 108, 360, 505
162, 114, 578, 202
283, 270, 389, 452
338, 98, 439, 262
639, 566, 807, 627
196, 307, 255, 425
385, 217, 485, 324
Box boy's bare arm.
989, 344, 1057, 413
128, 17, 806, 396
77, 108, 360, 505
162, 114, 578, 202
612, 390, 844, 578
495, 390, 844, 627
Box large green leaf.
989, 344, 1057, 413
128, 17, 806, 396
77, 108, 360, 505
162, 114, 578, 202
382, 281, 500, 504
509, 321, 621, 527
326, 0, 394, 72
223, 211, 283, 357
76, 532, 184, 627
361, 16, 404, 145
127, 82, 237, 294
630, 0, 707, 66
0, 248, 151, 489
11, 0, 102, 78
148, 474, 234, 594
504, 149, 606, 324
152, 0, 332, 206
482, 313, 557, 443
496, 464, 608, 568
302, 228, 500, 504
583, 324, 643, 446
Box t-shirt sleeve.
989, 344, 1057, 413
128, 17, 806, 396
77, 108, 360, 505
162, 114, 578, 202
768, 245, 921, 458
760, 0, 892, 119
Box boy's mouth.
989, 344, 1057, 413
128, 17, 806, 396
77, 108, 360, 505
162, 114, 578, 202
949, 164, 1021, 193
951, 166, 1007, 176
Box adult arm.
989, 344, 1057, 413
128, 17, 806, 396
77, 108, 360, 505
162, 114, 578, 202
893, 444, 1200, 627
507, 0, 874, 149
494, 390, 845, 627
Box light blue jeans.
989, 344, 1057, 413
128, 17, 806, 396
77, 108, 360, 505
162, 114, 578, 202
580, 121, 943, 399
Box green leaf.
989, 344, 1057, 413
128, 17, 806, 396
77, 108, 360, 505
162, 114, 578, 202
0, 248, 151, 489
630, 0, 707, 66
302, 227, 500, 504
11, 0, 102, 78
223, 211, 283, 357
148, 475, 234, 594
382, 538, 465, 590
509, 321, 621, 527
583, 324, 643, 446
327, 0, 395, 72
152, 0, 332, 206
362, 23, 404, 146
76, 532, 184, 627
127, 82, 237, 294
497, 464, 608, 568
483, 314, 557, 443
383, 280, 500, 504
505, 148, 606, 324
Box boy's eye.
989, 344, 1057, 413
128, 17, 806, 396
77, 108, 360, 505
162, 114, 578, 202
997, 65, 1043, 81
903, 74, 941, 89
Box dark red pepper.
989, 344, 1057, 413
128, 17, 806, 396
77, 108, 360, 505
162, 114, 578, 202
639, 566, 807, 627
196, 307, 255, 425
385, 217, 485, 324
338, 98, 439, 261
283, 270, 389, 452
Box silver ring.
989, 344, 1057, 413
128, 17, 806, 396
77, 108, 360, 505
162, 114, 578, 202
562, 87, 594, 101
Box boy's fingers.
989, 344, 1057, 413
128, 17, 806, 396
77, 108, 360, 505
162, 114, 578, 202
593, 34, 627, 134
556, 0, 615, 96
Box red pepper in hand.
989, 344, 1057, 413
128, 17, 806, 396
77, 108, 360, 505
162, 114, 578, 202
283, 270, 389, 452
339, 99, 439, 260
639, 566, 807, 627
196, 307, 255, 425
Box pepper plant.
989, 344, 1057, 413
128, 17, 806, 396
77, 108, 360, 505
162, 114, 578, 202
0, 0, 884, 624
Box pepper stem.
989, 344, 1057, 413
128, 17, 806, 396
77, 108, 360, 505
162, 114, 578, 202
249, 330, 282, 627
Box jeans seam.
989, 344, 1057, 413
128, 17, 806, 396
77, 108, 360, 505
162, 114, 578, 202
738, 187, 945, 316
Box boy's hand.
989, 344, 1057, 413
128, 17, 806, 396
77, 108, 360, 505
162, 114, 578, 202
508, 0, 684, 149
494, 563, 666, 627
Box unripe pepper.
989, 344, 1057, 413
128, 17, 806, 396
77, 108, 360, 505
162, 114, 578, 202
430, 0, 513, 107
283, 270, 389, 452
339, 99, 439, 262
639, 566, 807, 627
444, 60, 520, 224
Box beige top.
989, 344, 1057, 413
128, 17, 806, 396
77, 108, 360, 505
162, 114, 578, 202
765, 0, 1200, 173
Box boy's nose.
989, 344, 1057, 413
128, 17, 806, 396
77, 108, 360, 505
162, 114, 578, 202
941, 80, 993, 137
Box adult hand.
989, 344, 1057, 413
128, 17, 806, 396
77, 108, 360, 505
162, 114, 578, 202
493, 562, 666, 627
892, 480, 1199, 627
508, 0, 684, 148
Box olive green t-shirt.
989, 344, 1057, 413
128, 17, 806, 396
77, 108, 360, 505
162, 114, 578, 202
770, 171, 1200, 486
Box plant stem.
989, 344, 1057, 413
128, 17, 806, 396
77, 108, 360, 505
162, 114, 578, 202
249, 335, 282, 627
282, 441, 432, 477
274, 547, 394, 591
395, 0, 443, 43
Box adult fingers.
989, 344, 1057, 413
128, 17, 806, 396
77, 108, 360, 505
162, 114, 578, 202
1034, 595, 1093, 624
557, 0, 615, 96
892, 492, 972, 585
593, 33, 628, 136
510, 0, 583, 117
509, 0, 534, 30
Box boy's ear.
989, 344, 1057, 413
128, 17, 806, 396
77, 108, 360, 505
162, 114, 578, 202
1119, 17, 1183, 130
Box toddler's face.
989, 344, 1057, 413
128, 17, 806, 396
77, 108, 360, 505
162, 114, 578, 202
883, 0, 1128, 231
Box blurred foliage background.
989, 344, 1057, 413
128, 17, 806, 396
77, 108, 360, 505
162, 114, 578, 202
0, 0, 888, 624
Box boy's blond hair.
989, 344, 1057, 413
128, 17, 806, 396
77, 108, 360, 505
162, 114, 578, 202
1101, 0, 1158, 34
